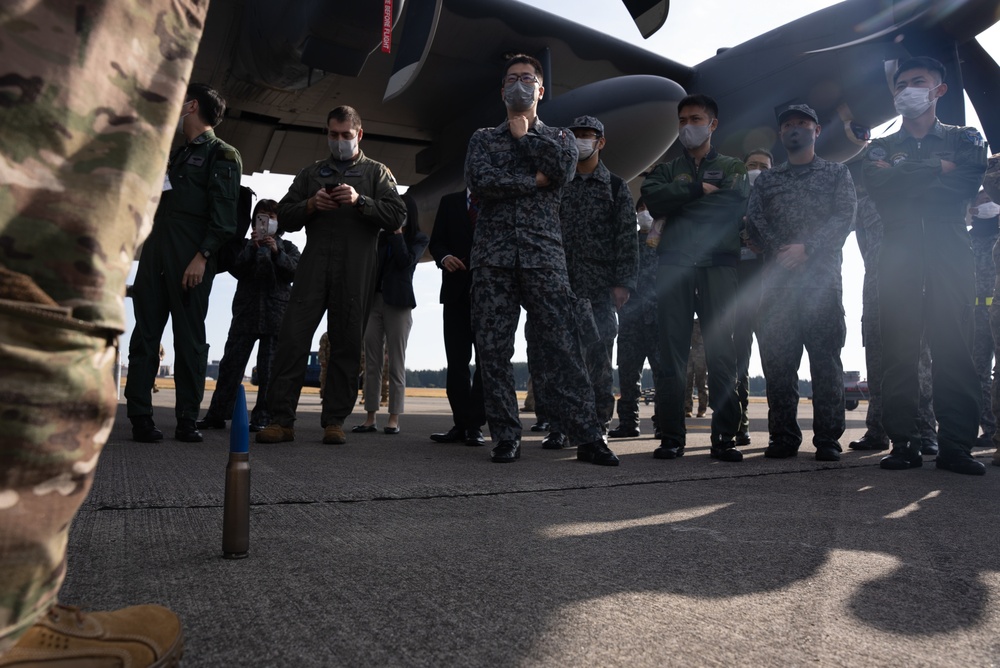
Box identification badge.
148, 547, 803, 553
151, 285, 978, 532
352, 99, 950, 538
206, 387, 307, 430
703, 169, 724, 182
344, 168, 363, 177
185, 155, 205, 167
163, 174, 172, 191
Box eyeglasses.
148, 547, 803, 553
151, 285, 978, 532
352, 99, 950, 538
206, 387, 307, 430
503, 74, 539, 85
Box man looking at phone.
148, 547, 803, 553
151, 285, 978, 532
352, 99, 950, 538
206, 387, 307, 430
257, 106, 406, 445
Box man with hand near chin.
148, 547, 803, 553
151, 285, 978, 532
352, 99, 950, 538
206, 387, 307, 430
256, 105, 406, 446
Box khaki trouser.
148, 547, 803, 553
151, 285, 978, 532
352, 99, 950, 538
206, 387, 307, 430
0, 0, 205, 652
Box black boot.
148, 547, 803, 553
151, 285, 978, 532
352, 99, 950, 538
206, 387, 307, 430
175, 418, 203, 443
879, 441, 922, 470
577, 440, 620, 466
130, 415, 163, 443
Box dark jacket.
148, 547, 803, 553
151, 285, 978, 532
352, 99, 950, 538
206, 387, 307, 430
375, 229, 430, 309
429, 191, 475, 305
228, 237, 301, 335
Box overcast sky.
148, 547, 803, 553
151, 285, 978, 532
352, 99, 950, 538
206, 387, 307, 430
129, 0, 1000, 383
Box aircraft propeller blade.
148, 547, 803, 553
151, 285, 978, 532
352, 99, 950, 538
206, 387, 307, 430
621, 0, 669, 39
958, 38, 1000, 153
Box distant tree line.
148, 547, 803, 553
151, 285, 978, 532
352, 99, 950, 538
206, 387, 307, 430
406, 364, 812, 398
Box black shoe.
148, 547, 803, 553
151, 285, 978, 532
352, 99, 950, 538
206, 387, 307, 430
196, 415, 226, 430
491, 440, 521, 463
735, 431, 751, 446
710, 443, 744, 462
935, 450, 987, 476
541, 432, 569, 450
763, 442, 798, 459
919, 439, 939, 456
249, 423, 264, 433
130, 415, 163, 443
529, 421, 549, 432
975, 433, 994, 450
577, 440, 620, 466
815, 444, 842, 462
880, 441, 922, 470
653, 443, 684, 459
849, 433, 889, 451
352, 424, 378, 433
654, 428, 662, 440
430, 426, 463, 443
464, 428, 486, 447
175, 418, 203, 443
608, 425, 640, 439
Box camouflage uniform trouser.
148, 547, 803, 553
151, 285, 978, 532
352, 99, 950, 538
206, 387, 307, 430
205, 331, 278, 427
0, 0, 204, 652
861, 276, 937, 442
684, 353, 708, 414
972, 233, 997, 439
757, 287, 846, 450
615, 301, 661, 431
473, 267, 603, 445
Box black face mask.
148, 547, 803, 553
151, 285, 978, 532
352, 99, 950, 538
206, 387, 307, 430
781, 127, 815, 152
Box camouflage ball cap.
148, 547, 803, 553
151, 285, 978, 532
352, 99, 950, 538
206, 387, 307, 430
570, 115, 605, 136
777, 104, 819, 125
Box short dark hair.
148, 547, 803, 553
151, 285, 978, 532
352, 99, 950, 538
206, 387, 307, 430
893, 57, 946, 85
678, 94, 718, 119
252, 199, 279, 219
744, 148, 774, 163
504, 54, 544, 84
186, 83, 226, 127
327, 106, 362, 129
401, 194, 420, 244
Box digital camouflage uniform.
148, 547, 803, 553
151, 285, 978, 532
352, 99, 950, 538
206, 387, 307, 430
0, 0, 206, 650
734, 240, 764, 436
202, 237, 301, 427
969, 212, 998, 442
983, 155, 1000, 462
466, 119, 605, 447
863, 120, 987, 455
855, 196, 937, 447
615, 230, 663, 431
125, 128, 242, 422
268, 151, 406, 429
746, 156, 856, 452
684, 320, 708, 415
541, 162, 637, 431
641, 148, 749, 448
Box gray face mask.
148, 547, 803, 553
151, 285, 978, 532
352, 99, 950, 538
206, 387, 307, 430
781, 127, 816, 152
329, 137, 358, 161
504, 81, 536, 112
678, 123, 712, 150
575, 138, 598, 161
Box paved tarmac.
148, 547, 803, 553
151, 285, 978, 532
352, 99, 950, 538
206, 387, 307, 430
61, 388, 1000, 667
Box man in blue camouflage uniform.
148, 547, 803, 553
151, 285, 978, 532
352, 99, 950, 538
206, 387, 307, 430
850, 194, 939, 455
863, 57, 987, 475
746, 104, 857, 462
983, 155, 1000, 467
535, 116, 638, 450
640, 94, 749, 463
465, 55, 618, 466
968, 190, 999, 449
610, 199, 663, 439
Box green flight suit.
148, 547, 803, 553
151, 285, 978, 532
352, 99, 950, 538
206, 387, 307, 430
268, 151, 406, 428
126, 130, 242, 421
863, 120, 987, 453
641, 148, 749, 448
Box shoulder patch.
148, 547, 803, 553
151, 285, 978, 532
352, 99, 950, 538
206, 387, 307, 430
867, 146, 887, 162
890, 152, 908, 166
219, 148, 239, 162
962, 128, 985, 148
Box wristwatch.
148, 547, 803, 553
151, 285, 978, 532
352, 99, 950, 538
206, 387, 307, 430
355, 195, 368, 209
199, 248, 211, 260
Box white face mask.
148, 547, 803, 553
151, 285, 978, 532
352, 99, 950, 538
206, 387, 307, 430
176, 100, 193, 135
329, 137, 359, 161
747, 169, 762, 186
894, 85, 940, 119
974, 201, 1000, 219
636, 210, 654, 231
575, 138, 598, 161
267, 218, 279, 235
678, 123, 712, 150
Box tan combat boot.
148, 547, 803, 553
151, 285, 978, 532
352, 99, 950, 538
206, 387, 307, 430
255, 423, 294, 443
323, 424, 347, 444
0, 603, 182, 667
